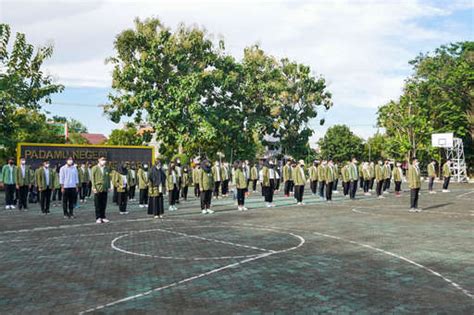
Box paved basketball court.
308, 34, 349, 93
0, 183, 473, 314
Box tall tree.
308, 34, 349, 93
0, 24, 64, 159
318, 125, 364, 162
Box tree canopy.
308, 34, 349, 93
317, 125, 364, 162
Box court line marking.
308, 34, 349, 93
456, 190, 474, 199
351, 207, 473, 217
236, 222, 474, 300
111, 226, 287, 261
79, 228, 305, 314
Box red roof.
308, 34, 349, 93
80, 133, 108, 144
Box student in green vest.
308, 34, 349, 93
36, 160, 55, 214
325, 160, 337, 202
383, 160, 391, 193
114, 163, 131, 214
221, 162, 230, 197
442, 159, 452, 192
51, 164, 61, 207
317, 160, 327, 199
137, 163, 149, 208
392, 161, 403, 197
212, 161, 222, 199
78, 162, 89, 203
250, 163, 258, 193
234, 160, 249, 211
358, 162, 364, 190
181, 165, 191, 201
282, 159, 291, 197
192, 163, 202, 198
167, 161, 179, 211
308, 160, 319, 195
375, 160, 385, 198
111, 167, 119, 205
362, 162, 371, 196
199, 159, 215, 214
1, 157, 17, 210
261, 159, 276, 207
332, 161, 340, 194
128, 164, 137, 201
369, 161, 375, 191
148, 159, 166, 219
51, 163, 62, 207
91, 156, 111, 223
294, 160, 306, 205
341, 161, 350, 197
15, 157, 33, 211
427, 159, 437, 194
348, 158, 359, 200
408, 158, 422, 212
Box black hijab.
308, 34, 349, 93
118, 163, 128, 175
201, 160, 211, 173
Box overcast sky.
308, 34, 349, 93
1, 0, 472, 145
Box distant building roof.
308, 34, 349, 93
80, 133, 108, 144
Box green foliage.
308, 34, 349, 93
0, 24, 64, 160
377, 41, 473, 166
318, 125, 364, 162
171, 153, 190, 166
105, 18, 332, 161
363, 132, 388, 162
105, 127, 143, 146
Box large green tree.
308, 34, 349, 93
0, 24, 64, 159
318, 125, 364, 162
377, 42, 473, 166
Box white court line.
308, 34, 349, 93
456, 190, 474, 199
79, 228, 305, 314
110, 226, 282, 261
351, 207, 473, 217
237, 222, 474, 300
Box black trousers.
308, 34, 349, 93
410, 188, 420, 208
128, 185, 136, 200
295, 185, 304, 202
319, 181, 326, 198
333, 179, 338, 191
87, 181, 92, 197
325, 182, 333, 200
349, 180, 357, 199
194, 184, 200, 197
40, 187, 52, 213
148, 195, 164, 216
363, 180, 370, 193
395, 181, 402, 192
275, 178, 280, 190
264, 179, 275, 203
383, 178, 390, 191
376, 179, 384, 196
370, 178, 375, 190
343, 181, 350, 196
359, 177, 364, 189
251, 180, 257, 191
443, 176, 450, 189
139, 188, 148, 205
169, 185, 178, 205
284, 180, 292, 195
201, 190, 212, 209
52, 188, 62, 201
181, 186, 188, 200
310, 180, 318, 194
62, 188, 76, 216
94, 191, 108, 219
237, 188, 245, 206
5, 184, 16, 206
18, 185, 29, 209
80, 182, 88, 200
222, 180, 229, 195
113, 187, 118, 204
213, 181, 221, 197
118, 189, 128, 212
428, 177, 435, 191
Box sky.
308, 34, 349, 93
1, 0, 473, 146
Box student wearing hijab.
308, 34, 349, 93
137, 163, 149, 208
199, 159, 215, 214
234, 160, 248, 211
262, 160, 276, 208
114, 163, 131, 214
128, 164, 137, 201
148, 159, 166, 219
192, 162, 202, 198
167, 161, 179, 211
294, 160, 306, 205
181, 165, 191, 201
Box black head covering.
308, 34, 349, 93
201, 159, 211, 173
118, 163, 128, 175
